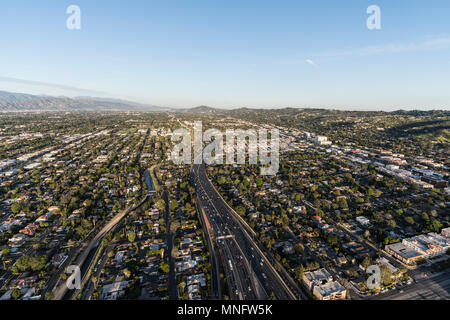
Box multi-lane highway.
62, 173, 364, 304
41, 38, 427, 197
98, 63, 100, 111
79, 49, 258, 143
192, 164, 299, 300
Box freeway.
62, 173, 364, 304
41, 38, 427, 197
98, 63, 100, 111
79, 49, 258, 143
192, 164, 298, 300
81, 241, 118, 300
195, 199, 221, 299
194, 171, 256, 299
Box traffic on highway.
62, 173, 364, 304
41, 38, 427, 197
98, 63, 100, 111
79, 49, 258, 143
192, 164, 298, 300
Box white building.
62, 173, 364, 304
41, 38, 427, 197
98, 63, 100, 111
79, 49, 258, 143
402, 234, 449, 258
24, 162, 41, 170
314, 136, 332, 146
387, 229, 450, 264
442, 227, 450, 238
101, 280, 129, 300
302, 268, 333, 291
355, 216, 371, 227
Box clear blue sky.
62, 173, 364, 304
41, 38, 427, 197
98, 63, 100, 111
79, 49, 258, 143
1, 0, 449, 110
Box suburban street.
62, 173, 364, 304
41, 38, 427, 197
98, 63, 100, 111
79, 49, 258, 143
163, 189, 178, 300
376, 270, 450, 300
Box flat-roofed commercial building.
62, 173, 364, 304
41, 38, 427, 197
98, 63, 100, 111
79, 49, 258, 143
313, 280, 347, 300
302, 268, 332, 291
419, 233, 450, 253
302, 268, 346, 300
386, 229, 450, 264
385, 242, 424, 265
402, 234, 450, 258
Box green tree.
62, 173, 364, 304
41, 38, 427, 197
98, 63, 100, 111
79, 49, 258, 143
11, 202, 22, 214
295, 264, 305, 282
160, 261, 170, 274
169, 199, 178, 211
361, 256, 372, 270
156, 199, 165, 211
127, 232, 136, 243
11, 288, 21, 300
404, 216, 415, 225
45, 291, 54, 300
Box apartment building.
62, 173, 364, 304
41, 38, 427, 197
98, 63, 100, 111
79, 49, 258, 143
302, 268, 346, 300
313, 280, 347, 300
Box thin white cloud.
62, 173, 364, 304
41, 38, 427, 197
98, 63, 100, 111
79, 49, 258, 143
319, 36, 450, 59
281, 36, 450, 67
0, 76, 106, 95
305, 59, 318, 67
280, 58, 319, 67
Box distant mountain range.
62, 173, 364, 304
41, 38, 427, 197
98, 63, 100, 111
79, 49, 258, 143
0, 90, 170, 112
0, 91, 236, 113
175, 105, 227, 113
0, 90, 447, 114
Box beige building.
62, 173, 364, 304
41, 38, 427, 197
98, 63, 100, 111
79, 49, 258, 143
313, 281, 347, 300
302, 268, 332, 291
302, 268, 346, 300
386, 242, 424, 264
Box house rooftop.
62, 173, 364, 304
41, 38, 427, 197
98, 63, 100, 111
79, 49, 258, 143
314, 281, 346, 297
304, 268, 332, 283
